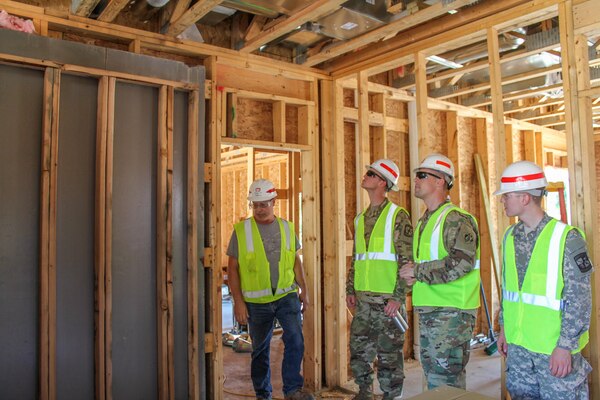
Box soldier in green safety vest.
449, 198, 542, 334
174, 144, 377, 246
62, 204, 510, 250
227, 179, 314, 400
346, 159, 413, 400
494, 161, 593, 400
399, 153, 480, 390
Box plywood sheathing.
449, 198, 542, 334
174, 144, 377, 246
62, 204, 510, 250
235, 99, 273, 141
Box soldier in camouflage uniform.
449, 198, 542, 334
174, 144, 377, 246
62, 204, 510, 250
346, 159, 413, 400
494, 161, 593, 400
400, 154, 480, 390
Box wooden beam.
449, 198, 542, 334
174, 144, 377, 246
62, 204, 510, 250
305, 0, 479, 67
72, 0, 102, 17
321, 79, 348, 387
186, 89, 200, 400
523, 130, 536, 162
559, 4, 599, 397
40, 67, 60, 400
240, 0, 345, 54
446, 111, 460, 205
273, 101, 286, 143
327, 0, 532, 74
243, 15, 267, 42
97, 0, 129, 23
371, 93, 387, 160
167, 0, 192, 26
166, 0, 222, 36
357, 71, 371, 211
436, 64, 562, 100
329, 0, 558, 77
487, 26, 509, 238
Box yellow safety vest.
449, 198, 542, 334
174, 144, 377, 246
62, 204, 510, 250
502, 219, 589, 355
412, 203, 480, 309
354, 202, 405, 294
234, 217, 297, 304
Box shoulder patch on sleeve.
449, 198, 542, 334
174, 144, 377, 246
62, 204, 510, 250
404, 225, 413, 237
574, 252, 593, 274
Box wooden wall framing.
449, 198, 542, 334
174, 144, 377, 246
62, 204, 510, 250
205, 57, 322, 398
0, 38, 205, 399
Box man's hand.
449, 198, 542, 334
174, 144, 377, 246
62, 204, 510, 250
233, 300, 249, 325
299, 289, 310, 313
399, 262, 416, 285
384, 299, 401, 318
550, 347, 572, 378
346, 294, 356, 309
497, 327, 508, 358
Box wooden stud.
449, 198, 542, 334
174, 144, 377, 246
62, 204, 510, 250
105, 76, 116, 400
546, 151, 555, 166
504, 124, 514, 166
273, 101, 286, 143
157, 85, 169, 400
559, 3, 599, 395
298, 99, 321, 391
95, 76, 109, 400
204, 56, 224, 400
535, 131, 544, 168
187, 90, 200, 400
446, 111, 460, 205
371, 93, 387, 160
40, 66, 60, 400
486, 26, 509, 251
322, 79, 349, 387
357, 71, 371, 211
524, 130, 536, 162
475, 119, 494, 334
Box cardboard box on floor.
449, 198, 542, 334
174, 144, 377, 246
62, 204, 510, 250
406, 385, 495, 399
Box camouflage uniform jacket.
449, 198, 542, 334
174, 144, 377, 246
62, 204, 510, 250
346, 198, 413, 304
414, 200, 479, 315
499, 213, 593, 351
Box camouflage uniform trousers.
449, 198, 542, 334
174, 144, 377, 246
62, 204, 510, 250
506, 344, 591, 400
419, 310, 475, 390
350, 300, 405, 399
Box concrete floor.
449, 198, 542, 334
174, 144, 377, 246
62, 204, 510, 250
222, 335, 501, 399
221, 290, 501, 399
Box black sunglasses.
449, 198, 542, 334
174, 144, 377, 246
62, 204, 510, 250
366, 170, 385, 180
415, 171, 442, 180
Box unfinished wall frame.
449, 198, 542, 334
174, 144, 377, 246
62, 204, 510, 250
205, 57, 322, 398
0, 31, 205, 400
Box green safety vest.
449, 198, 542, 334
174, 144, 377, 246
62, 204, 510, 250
412, 203, 481, 309
234, 217, 297, 304
354, 202, 405, 294
502, 219, 589, 355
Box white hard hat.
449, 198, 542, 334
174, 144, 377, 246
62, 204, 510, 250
366, 159, 400, 191
493, 161, 547, 196
247, 179, 277, 201
415, 154, 455, 188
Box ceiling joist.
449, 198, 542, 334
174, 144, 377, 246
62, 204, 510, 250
72, 0, 101, 17
97, 0, 129, 23
166, 0, 223, 37
239, 0, 346, 54
304, 0, 479, 67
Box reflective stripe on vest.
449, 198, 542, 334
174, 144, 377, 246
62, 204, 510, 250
502, 219, 589, 354
353, 202, 403, 293
235, 217, 297, 303
412, 203, 480, 309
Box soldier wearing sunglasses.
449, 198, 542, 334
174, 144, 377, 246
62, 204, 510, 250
399, 154, 481, 390
346, 159, 413, 400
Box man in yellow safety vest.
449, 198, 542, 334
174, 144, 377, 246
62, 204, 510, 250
227, 179, 314, 400
346, 159, 413, 400
399, 153, 480, 390
495, 161, 593, 399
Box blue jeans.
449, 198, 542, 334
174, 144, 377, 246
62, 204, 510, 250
246, 292, 304, 398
